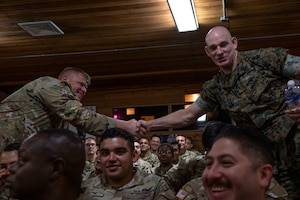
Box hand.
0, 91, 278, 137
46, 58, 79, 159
0, 168, 8, 188
136, 120, 149, 135
124, 119, 146, 139
285, 106, 300, 123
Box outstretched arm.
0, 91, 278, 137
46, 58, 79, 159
137, 102, 205, 134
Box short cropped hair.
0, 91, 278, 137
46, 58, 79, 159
2, 143, 21, 152
215, 125, 275, 168
58, 67, 91, 86
100, 128, 134, 152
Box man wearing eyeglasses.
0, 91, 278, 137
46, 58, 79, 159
83, 137, 99, 180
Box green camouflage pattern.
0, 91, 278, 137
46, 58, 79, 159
79, 168, 176, 200
197, 48, 300, 195
0, 76, 116, 151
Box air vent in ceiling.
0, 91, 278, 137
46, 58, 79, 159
18, 20, 64, 37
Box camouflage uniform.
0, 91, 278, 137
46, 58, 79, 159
79, 168, 176, 200
178, 150, 197, 162
175, 177, 287, 200
176, 177, 207, 200
197, 48, 300, 195
142, 152, 160, 168
133, 157, 153, 174
82, 160, 96, 182
0, 76, 116, 151
164, 155, 206, 192
0, 188, 10, 200
153, 164, 173, 176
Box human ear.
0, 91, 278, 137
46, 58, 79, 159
204, 46, 211, 58
258, 164, 273, 189
50, 158, 65, 181
132, 149, 139, 163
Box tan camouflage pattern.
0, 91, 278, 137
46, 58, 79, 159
176, 177, 207, 200
0, 76, 116, 151
142, 152, 160, 168
133, 157, 153, 174
153, 164, 173, 177
178, 150, 197, 162
79, 168, 176, 200
196, 48, 300, 195
164, 155, 206, 192
0, 188, 10, 200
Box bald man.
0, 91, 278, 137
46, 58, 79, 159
137, 26, 300, 197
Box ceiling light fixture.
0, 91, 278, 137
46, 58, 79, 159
167, 0, 199, 32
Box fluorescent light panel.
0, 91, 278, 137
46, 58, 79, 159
167, 0, 199, 32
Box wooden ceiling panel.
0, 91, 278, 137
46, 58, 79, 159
0, 0, 300, 94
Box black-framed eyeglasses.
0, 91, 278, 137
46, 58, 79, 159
85, 143, 96, 147
158, 150, 172, 155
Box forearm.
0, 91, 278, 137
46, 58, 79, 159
147, 103, 203, 131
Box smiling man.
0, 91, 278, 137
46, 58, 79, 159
81, 128, 176, 199
202, 125, 274, 200
0, 67, 140, 151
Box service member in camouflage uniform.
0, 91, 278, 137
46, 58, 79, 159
153, 143, 175, 176
80, 128, 176, 200
176, 123, 288, 200
202, 125, 285, 200
139, 137, 160, 168
0, 143, 20, 200
133, 140, 153, 174
137, 26, 300, 197
175, 135, 197, 162
0, 67, 139, 151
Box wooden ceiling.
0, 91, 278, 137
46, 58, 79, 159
1, 0, 300, 94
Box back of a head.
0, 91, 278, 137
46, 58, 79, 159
202, 121, 228, 150
215, 125, 275, 167
31, 129, 85, 191
100, 128, 134, 152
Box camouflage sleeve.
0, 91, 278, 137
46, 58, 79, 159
33, 79, 116, 135
283, 54, 300, 78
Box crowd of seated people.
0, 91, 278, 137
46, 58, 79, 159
0, 125, 290, 200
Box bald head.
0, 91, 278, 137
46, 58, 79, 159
205, 26, 232, 45
204, 26, 238, 73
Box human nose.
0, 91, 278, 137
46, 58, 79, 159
108, 152, 117, 161
205, 163, 222, 179
216, 46, 223, 54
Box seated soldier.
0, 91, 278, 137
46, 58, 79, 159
153, 143, 175, 176
177, 122, 288, 200
0, 143, 20, 200
80, 128, 176, 199
5, 129, 85, 200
